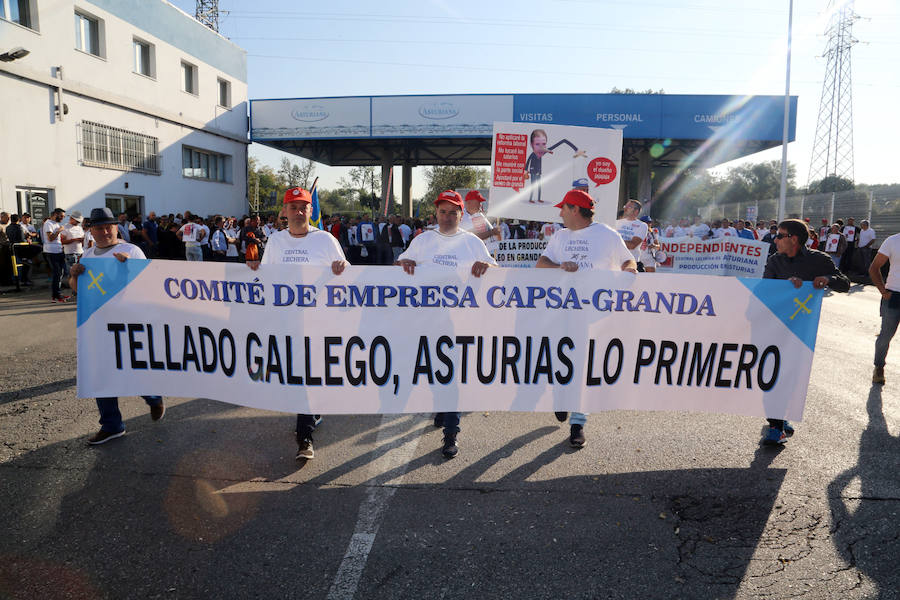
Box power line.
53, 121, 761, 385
224, 11, 810, 39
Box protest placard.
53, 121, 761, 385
656, 237, 769, 277
488, 122, 622, 226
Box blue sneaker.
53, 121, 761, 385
762, 427, 787, 446
783, 422, 794, 437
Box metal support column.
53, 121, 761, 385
637, 149, 652, 206
618, 165, 629, 209
402, 164, 413, 218
381, 149, 393, 216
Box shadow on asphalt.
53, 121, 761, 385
0, 400, 808, 599
828, 384, 900, 600
0, 377, 77, 405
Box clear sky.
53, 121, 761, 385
171, 0, 899, 198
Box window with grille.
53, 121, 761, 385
79, 121, 160, 175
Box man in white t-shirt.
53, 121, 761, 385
198, 217, 212, 261
537, 189, 636, 448
460, 190, 500, 243
615, 199, 649, 271
397, 189, 497, 459
60, 211, 85, 273
69, 206, 165, 445
249, 187, 347, 460
42, 208, 69, 302
691, 215, 711, 239
869, 232, 900, 384
858, 220, 876, 272
262, 214, 278, 239
224, 217, 240, 261
398, 217, 412, 248
177, 216, 206, 261
117, 213, 135, 243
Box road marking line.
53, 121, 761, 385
326, 414, 422, 600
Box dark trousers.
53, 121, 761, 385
45, 252, 66, 298
296, 414, 319, 441
440, 412, 461, 435
840, 244, 856, 273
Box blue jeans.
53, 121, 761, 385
874, 295, 900, 367
96, 396, 163, 433
570, 412, 587, 426
440, 412, 461, 435
185, 245, 203, 261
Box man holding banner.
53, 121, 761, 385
396, 190, 497, 458
248, 186, 348, 460
536, 189, 636, 447
69, 207, 166, 445
761, 219, 849, 445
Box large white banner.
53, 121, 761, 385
76, 260, 823, 421
489, 122, 622, 226
656, 237, 770, 278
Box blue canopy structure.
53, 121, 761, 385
250, 93, 797, 212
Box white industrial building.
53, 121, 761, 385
0, 0, 248, 222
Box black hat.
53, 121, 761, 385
89, 207, 118, 225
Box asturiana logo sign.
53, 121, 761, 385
419, 102, 459, 120
291, 105, 329, 122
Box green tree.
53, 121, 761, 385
278, 156, 315, 189
422, 166, 490, 205
338, 167, 383, 214
248, 156, 280, 213
718, 160, 796, 205
807, 174, 854, 194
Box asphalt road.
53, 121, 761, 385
1, 279, 898, 600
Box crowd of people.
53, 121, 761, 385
1, 200, 881, 301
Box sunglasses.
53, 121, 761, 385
775, 233, 793, 239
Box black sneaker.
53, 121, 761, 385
296, 437, 314, 460
313, 415, 323, 427
87, 429, 126, 445
150, 402, 166, 422
569, 424, 585, 448
554, 411, 568, 422
433, 413, 444, 428
442, 433, 458, 458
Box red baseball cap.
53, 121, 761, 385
284, 187, 312, 204
554, 189, 594, 209
465, 190, 487, 203
434, 190, 463, 209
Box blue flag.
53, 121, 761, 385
309, 185, 321, 228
